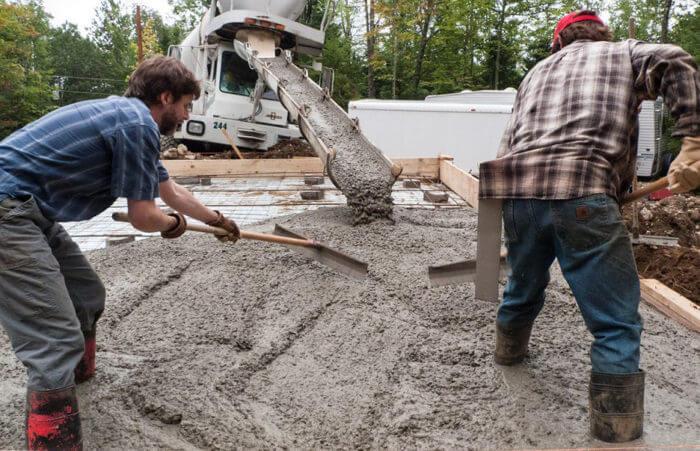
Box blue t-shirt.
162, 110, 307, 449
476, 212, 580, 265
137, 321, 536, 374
0, 96, 169, 222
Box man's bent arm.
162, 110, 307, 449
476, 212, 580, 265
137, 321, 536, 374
127, 199, 177, 232
630, 41, 700, 137
159, 179, 218, 224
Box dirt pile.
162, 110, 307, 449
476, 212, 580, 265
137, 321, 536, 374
264, 57, 396, 224
255, 139, 316, 159
624, 193, 700, 247
635, 245, 700, 303
1, 207, 698, 449
623, 192, 699, 302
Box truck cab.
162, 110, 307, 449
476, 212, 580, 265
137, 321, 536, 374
169, 0, 327, 152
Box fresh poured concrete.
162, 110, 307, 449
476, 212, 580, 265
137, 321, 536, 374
0, 207, 698, 449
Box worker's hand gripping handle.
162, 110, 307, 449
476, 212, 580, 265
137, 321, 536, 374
621, 176, 669, 205
111, 211, 319, 248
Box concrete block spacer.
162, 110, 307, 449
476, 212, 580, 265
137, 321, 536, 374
424, 191, 449, 203
301, 190, 324, 200
403, 179, 421, 189
304, 176, 325, 185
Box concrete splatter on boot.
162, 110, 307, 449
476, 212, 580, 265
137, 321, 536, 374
589, 371, 645, 442
74, 327, 96, 384
26, 386, 82, 450
494, 322, 533, 365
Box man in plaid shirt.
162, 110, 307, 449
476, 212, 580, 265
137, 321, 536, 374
479, 11, 700, 443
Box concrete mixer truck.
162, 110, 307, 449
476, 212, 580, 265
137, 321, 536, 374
168, 0, 333, 152
170, 0, 400, 223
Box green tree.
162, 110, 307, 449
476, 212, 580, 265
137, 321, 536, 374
140, 8, 187, 55
89, 0, 136, 80
670, 6, 699, 62
0, 0, 53, 138
167, 0, 209, 30
46, 23, 119, 105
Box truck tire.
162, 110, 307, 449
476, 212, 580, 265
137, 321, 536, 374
160, 135, 179, 152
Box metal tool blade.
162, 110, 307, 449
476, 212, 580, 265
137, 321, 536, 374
273, 224, 368, 281
428, 256, 508, 288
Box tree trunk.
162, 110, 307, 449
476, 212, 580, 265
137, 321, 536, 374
660, 0, 673, 43
412, 0, 435, 95
392, 32, 398, 99
493, 0, 508, 89
364, 0, 376, 97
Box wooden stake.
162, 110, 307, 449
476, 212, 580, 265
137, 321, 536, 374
221, 128, 244, 160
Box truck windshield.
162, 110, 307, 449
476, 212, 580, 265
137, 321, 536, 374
219, 51, 257, 96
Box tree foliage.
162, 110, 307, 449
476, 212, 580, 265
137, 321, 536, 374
0, 0, 53, 138
0, 0, 698, 138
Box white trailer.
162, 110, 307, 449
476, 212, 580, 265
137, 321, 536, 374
349, 91, 664, 177
169, 0, 332, 151
347, 99, 513, 174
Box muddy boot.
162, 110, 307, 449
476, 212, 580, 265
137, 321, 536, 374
26, 386, 82, 450
74, 327, 96, 384
494, 322, 533, 365
589, 371, 645, 442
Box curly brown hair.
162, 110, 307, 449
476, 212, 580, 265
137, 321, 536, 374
125, 56, 201, 106
551, 18, 612, 54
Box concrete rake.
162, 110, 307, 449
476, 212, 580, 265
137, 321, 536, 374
112, 212, 368, 280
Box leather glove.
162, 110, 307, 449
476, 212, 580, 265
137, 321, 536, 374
206, 210, 240, 243
668, 136, 700, 193
161, 212, 187, 239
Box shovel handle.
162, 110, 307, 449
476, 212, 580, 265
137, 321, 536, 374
622, 176, 668, 205
111, 212, 316, 248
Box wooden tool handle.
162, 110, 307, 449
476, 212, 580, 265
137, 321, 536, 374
111, 212, 316, 248
622, 176, 668, 205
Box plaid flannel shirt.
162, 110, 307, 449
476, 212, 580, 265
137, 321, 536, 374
479, 39, 700, 201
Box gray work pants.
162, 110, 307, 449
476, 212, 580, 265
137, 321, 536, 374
0, 196, 105, 390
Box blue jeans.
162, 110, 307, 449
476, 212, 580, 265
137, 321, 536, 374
497, 194, 641, 374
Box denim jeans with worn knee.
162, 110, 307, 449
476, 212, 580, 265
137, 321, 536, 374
497, 194, 642, 374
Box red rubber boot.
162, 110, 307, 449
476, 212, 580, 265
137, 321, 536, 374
26, 386, 82, 450
74, 328, 96, 384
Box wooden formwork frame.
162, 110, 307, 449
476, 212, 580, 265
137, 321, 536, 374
163, 157, 441, 179
163, 156, 698, 332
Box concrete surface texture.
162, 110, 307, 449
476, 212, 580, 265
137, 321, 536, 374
265, 58, 396, 224
0, 207, 698, 449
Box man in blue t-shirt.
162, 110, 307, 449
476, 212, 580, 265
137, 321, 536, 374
0, 56, 240, 450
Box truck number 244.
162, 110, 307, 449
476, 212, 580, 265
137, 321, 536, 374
213, 121, 228, 130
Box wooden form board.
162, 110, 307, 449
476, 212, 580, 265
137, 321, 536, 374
439, 159, 479, 209
163, 157, 440, 179
640, 279, 700, 333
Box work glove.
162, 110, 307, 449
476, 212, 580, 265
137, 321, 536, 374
668, 136, 700, 193
206, 210, 240, 243
161, 212, 187, 239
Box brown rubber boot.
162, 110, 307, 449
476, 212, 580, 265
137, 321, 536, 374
494, 322, 533, 365
589, 371, 645, 442
26, 386, 82, 450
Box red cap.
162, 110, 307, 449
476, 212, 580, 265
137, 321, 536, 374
552, 10, 605, 48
